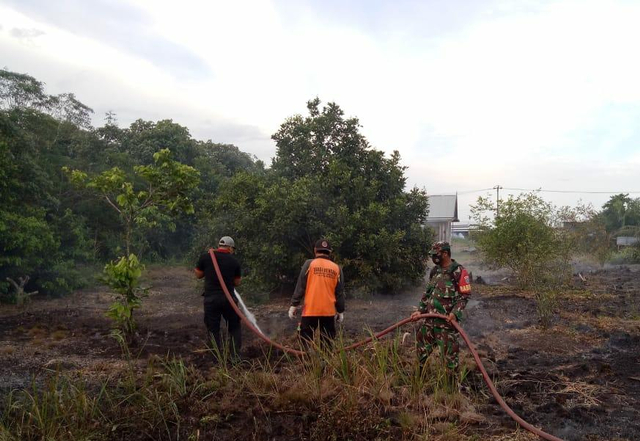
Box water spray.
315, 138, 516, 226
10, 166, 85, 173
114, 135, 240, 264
234, 289, 265, 336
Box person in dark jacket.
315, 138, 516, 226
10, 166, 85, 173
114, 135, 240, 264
288, 239, 345, 346
195, 236, 242, 356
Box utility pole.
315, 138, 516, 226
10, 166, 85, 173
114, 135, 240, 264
493, 185, 503, 217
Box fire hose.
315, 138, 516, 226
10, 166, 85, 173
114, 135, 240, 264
208, 249, 563, 441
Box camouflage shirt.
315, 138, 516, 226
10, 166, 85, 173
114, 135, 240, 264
418, 260, 471, 321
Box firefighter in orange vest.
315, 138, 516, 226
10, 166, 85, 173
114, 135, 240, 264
288, 239, 345, 345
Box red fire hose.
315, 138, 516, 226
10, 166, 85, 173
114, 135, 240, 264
208, 249, 563, 441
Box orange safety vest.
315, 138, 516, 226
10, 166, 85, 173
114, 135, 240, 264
302, 258, 341, 317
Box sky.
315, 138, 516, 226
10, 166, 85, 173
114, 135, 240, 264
1, 0, 640, 221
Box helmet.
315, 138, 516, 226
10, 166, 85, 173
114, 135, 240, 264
429, 241, 451, 256
219, 236, 236, 248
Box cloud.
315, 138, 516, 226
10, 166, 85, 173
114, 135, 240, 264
2, 0, 211, 80
10, 28, 44, 39
2, 0, 640, 220
9, 27, 45, 40
9, 28, 45, 43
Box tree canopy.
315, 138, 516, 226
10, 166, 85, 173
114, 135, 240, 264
206, 99, 432, 294
599, 194, 640, 233
1, 70, 433, 300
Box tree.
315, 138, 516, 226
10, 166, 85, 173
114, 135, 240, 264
0, 74, 93, 297
66, 149, 200, 334
0, 68, 261, 301
471, 192, 573, 327
206, 99, 432, 295
470, 192, 570, 288
1, 69, 93, 126
0, 69, 48, 110
122, 119, 197, 165
600, 194, 640, 232
595, 194, 640, 263
67, 149, 200, 255
557, 202, 612, 266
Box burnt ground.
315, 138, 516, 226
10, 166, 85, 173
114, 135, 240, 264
1, 254, 639, 441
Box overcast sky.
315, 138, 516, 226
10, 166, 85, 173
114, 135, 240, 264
2, 0, 639, 221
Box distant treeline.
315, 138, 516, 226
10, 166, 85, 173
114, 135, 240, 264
0, 69, 432, 298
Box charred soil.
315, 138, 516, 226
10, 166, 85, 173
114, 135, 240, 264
1, 260, 639, 440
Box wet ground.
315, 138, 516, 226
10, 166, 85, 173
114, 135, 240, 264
1, 255, 639, 440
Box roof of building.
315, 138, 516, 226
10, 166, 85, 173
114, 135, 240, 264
427, 194, 459, 222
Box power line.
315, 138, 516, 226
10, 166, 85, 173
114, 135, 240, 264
502, 187, 640, 194
456, 187, 640, 195
456, 188, 495, 194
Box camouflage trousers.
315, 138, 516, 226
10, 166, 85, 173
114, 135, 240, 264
416, 319, 460, 370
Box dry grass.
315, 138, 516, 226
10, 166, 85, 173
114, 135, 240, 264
473, 285, 521, 298
0, 345, 16, 356
0, 333, 570, 441
487, 431, 539, 440
499, 373, 605, 409
50, 330, 68, 341
557, 381, 603, 408
0, 336, 489, 440
27, 326, 47, 339
593, 315, 640, 332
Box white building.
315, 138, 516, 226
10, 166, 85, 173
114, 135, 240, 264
616, 236, 639, 248
426, 194, 459, 243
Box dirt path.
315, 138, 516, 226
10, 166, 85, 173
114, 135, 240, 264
1, 261, 639, 440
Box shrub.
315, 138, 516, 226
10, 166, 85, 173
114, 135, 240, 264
471, 193, 571, 289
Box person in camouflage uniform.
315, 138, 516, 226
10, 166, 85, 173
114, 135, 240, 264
411, 241, 471, 370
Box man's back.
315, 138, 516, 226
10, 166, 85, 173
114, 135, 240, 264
196, 250, 241, 296
291, 255, 344, 317
304, 257, 341, 316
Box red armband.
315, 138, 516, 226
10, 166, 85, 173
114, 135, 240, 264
458, 268, 471, 294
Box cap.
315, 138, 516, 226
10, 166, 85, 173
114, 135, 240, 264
314, 239, 332, 252
429, 241, 451, 256
219, 236, 235, 248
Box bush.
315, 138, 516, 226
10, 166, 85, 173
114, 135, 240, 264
102, 254, 147, 336
471, 193, 574, 327
471, 193, 571, 289
608, 247, 640, 265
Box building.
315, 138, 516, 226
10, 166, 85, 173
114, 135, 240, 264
452, 223, 471, 238
426, 194, 459, 242
616, 236, 639, 248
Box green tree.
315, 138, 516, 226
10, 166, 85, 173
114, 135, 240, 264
67, 149, 200, 255
471, 192, 573, 327
121, 119, 197, 165
557, 203, 612, 266
0, 69, 48, 110
205, 99, 431, 295
596, 194, 640, 263
0, 70, 94, 297
66, 149, 200, 334
1, 69, 93, 126
471, 192, 570, 289
600, 194, 640, 232
0, 68, 260, 301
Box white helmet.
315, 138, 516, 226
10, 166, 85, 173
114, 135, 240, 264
218, 236, 235, 248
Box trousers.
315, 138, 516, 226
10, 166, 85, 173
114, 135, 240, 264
416, 319, 460, 370
299, 316, 336, 347
204, 294, 241, 355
